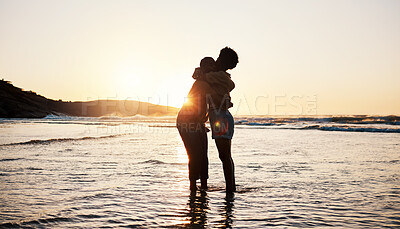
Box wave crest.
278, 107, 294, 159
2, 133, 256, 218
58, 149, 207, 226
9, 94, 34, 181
2, 134, 123, 146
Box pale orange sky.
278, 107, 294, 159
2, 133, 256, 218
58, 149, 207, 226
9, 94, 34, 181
0, 0, 399, 115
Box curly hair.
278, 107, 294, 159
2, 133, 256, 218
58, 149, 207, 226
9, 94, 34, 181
216, 47, 239, 71
200, 57, 216, 74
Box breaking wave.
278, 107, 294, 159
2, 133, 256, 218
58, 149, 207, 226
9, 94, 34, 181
300, 125, 400, 133
2, 114, 399, 134
1, 134, 124, 146
235, 115, 400, 126
235, 115, 400, 133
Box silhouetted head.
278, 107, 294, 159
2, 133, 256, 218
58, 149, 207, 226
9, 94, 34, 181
215, 47, 239, 71
200, 57, 216, 74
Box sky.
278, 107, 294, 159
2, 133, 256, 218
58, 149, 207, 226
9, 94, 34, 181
0, 0, 399, 115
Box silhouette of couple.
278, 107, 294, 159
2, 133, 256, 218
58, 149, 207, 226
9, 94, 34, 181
177, 47, 238, 194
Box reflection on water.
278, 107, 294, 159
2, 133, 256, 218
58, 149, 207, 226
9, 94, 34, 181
180, 191, 235, 228
219, 194, 235, 228
186, 191, 209, 227
1, 121, 399, 228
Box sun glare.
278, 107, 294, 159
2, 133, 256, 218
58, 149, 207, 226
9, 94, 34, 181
113, 65, 142, 98
155, 76, 192, 108
112, 61, 194, 109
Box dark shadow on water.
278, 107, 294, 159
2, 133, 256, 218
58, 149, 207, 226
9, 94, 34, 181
174, 191, 235, 228
185, 191, 209, 227
218, 193, 235, 228
171, 191, 208, 228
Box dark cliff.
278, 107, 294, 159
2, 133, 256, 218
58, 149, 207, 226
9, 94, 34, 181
0, 80, 179, 118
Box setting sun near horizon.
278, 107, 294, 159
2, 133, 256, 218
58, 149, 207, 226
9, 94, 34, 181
0, 0, 399, 115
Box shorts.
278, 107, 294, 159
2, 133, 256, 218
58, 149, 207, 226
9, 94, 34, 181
209, 109, 234, 139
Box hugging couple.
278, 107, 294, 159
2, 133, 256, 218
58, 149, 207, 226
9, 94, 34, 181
176, 47, 238, 194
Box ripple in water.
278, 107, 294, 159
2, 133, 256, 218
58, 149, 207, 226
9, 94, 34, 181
0, 121, 399, 228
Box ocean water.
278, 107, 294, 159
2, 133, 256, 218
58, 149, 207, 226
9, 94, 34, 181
0, 116, 399, 228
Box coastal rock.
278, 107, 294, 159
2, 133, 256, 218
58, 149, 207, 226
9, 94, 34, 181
0, 80, 178, 118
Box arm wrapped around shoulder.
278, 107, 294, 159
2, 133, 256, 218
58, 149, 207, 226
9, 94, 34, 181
192, 67, 207, 80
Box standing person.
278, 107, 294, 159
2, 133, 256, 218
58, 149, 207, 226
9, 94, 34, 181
206, 47, 238, 194
176, 60, 217, 191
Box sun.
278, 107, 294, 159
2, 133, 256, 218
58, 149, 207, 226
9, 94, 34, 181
112, 61, 193, 108
154, 75, 193, 108
113, 65, 142, 98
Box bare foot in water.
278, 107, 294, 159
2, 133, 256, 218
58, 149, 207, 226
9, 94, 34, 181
201, 179, 207, 191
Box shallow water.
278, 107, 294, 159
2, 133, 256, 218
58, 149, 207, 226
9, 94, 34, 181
0, 119, 399, 228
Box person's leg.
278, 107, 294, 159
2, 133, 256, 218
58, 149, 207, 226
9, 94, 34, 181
178, 126, 202, 191
199, 130, 208, 190
215, 138, 236, 193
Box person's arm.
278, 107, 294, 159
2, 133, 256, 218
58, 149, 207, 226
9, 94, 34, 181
197, 80, 227, 110
192, 67, 207, 80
